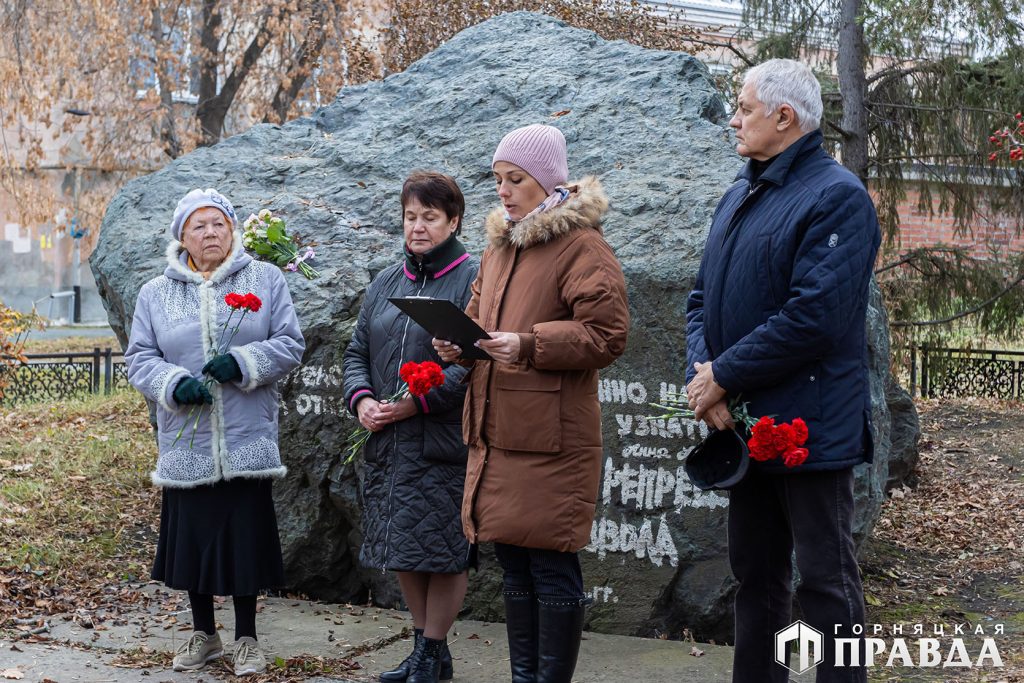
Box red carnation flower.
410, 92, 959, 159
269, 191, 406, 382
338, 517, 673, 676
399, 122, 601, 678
783, 447, 809, 468
399, 362, 420, 383
772, 422, 797, 453
751, 416, 775, 440
423, 362, 444, 385
791, 417, 809, 445
748, 436, 776, 462
225, 292, 245, 309
398, 361, 446, 397
243, 293, 263, 312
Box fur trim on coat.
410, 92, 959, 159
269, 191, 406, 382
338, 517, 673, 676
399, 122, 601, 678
484, 176, 608, 249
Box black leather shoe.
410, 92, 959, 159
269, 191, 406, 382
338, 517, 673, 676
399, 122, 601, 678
536, 599, 586, 683
504, 591, 538, 683
380, 628, 423, 682
406, 636, 444, 683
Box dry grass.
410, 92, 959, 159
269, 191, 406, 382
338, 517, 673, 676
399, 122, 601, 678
0, 390, 157, 590
21, 334, 121, 355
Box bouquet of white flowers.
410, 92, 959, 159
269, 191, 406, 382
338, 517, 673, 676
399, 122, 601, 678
242, 209, 319, 279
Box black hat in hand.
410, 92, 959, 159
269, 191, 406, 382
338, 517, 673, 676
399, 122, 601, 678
684, 428, 750, 491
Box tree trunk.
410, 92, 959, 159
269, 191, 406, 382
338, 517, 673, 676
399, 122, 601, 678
264, 1, 328, 125
151, 5, 182, 159
196, 0, 224, 146
836, 0, 869, 185
196, 2, 277, 147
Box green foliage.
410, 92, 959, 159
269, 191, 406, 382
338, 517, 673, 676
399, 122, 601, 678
742, 0, 1024, 344
879, 246, 1024, 349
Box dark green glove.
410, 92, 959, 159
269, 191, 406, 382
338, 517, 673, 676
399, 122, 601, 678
173, 377, 213, 406
202, 353, 243, 384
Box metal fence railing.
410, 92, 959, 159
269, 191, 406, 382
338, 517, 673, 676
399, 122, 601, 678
908, 344, 1024, 400
0, 347, 127, 406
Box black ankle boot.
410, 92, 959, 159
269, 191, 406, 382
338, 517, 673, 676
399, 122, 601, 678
504, 591, 538, 683
439, 638, 453, 681
379, 628, 423, 682
407, 636, 444, 683
536, 599, 586, 683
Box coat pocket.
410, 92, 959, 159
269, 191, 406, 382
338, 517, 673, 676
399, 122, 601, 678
490, 369, 562, 454
362, 432, 381, 464
423, 419, 469, 465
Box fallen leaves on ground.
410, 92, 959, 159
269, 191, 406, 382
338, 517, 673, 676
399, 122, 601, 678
862, 397, 1024, 680
0, 391, 158, 626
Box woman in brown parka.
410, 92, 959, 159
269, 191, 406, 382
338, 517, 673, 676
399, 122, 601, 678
433, 124, 629, 683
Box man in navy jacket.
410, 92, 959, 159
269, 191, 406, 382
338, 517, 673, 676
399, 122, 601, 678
685, 59, 881, 682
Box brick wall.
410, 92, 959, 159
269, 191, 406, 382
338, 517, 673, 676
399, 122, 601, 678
887, 186, 1023, 258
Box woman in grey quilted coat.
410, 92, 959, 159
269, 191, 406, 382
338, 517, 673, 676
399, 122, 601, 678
343, 172, 478, 683
125, 188, 304, 677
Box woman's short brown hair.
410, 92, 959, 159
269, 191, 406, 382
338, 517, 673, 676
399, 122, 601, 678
400, 171, 466, 235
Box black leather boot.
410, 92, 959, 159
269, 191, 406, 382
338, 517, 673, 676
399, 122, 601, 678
406, 636, 444, 683
504, 591, 539, 683
439, 638, 453, 681
536, 599, 586, 683
379, 628, 423, 682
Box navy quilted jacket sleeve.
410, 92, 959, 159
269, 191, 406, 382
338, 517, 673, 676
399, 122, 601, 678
711, 183, 878, 394
684, 255, 711, 386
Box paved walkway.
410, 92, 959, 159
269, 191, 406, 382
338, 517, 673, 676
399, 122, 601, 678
1, 588, 736, 681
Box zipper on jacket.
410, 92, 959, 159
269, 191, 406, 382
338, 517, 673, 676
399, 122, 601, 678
381, 273, 427, 573
722, 181, 765, 243
464, 250, 515, 545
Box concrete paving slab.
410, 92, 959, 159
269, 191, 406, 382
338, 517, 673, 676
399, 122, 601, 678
2, 586, 738, 682
358, 618, 736, 683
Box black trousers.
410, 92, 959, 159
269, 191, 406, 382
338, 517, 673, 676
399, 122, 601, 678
729, 467, 866, 683
493, 543, 585, 601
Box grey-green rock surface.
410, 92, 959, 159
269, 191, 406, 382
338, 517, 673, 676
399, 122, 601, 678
91, 11, 918, 642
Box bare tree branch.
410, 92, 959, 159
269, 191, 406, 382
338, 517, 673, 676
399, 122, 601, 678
264, 0, 328, 124
874, 247, 966, 274
890, 271, 1024, 327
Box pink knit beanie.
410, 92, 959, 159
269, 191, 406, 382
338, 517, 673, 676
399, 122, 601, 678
492, 124, 568, 194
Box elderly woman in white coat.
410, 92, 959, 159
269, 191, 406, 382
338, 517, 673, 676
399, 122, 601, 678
125, 188, 304, 677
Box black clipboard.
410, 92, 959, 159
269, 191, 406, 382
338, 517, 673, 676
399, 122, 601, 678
388, 296, 493, 360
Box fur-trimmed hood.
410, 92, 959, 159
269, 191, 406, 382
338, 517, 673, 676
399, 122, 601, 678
484, 176, 608, 249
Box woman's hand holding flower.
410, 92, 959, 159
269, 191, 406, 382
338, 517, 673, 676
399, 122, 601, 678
202, 353, 242, 383
173, 377, 213, 406
377, 396, 417, 424
357, 398, 389, 432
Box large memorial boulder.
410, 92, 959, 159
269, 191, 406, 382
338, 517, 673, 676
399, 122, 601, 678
92, 11, 919, 641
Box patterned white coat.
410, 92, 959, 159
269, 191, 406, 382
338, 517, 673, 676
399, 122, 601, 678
125, 233, 305, 488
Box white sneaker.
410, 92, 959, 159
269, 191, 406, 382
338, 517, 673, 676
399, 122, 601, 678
172, 631, 223, 671
232, 636, 268, 676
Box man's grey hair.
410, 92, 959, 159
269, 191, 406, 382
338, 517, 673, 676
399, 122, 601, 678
743, 59, 823, 133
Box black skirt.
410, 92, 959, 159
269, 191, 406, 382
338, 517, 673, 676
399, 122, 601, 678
152, 477, 284, 596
